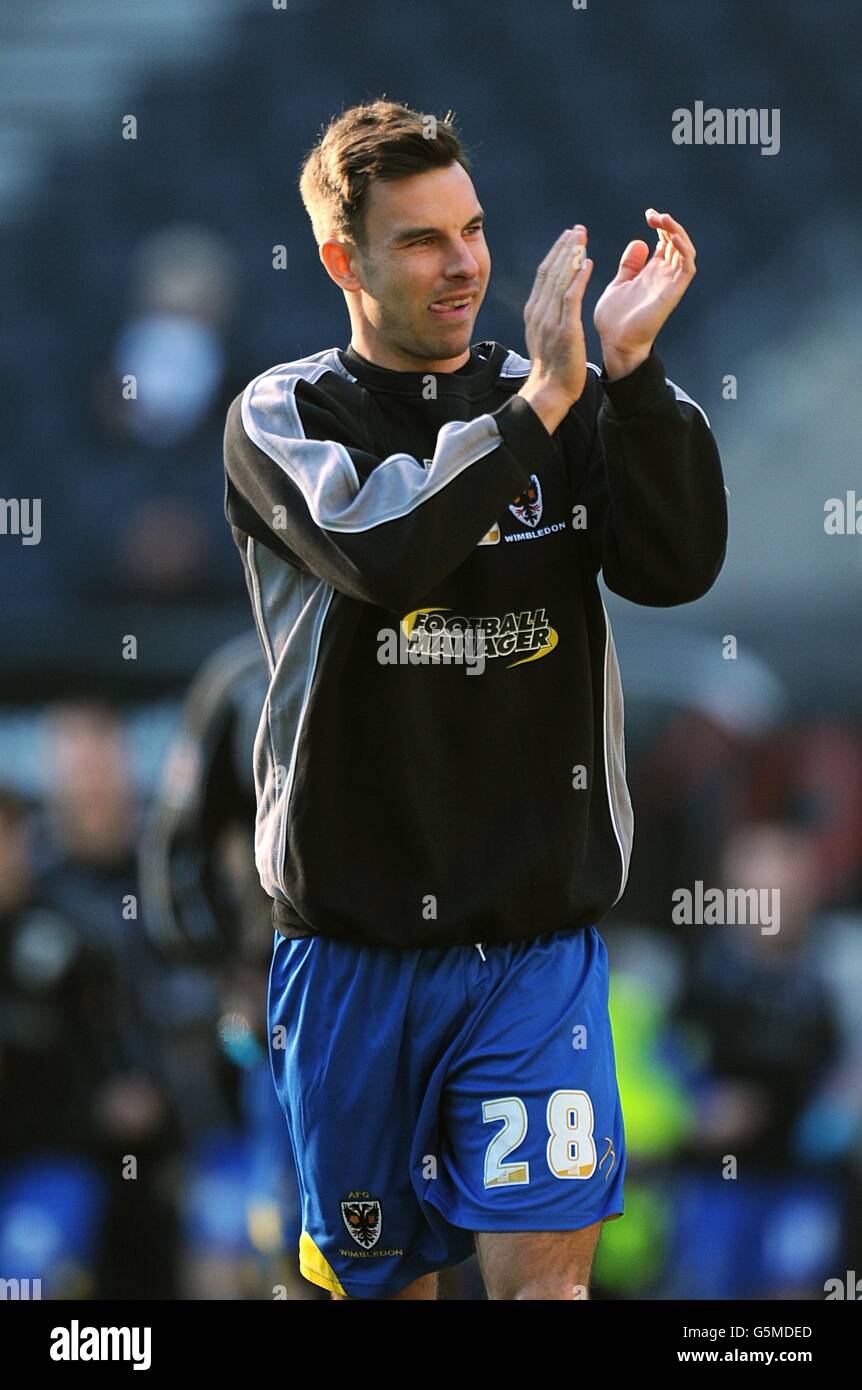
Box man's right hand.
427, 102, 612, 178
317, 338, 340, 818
517, 226, 593, 435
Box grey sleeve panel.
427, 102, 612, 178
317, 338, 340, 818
241, 365, 525, 534
226, 361, 541, 612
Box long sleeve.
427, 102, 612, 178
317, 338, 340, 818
573, 349, 728, 606
224, 366, 558, 612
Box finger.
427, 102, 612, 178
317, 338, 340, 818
551, 230, 591, 321
659, 236, 691, 275
550, 225, 586, 288
563, 244, 592, 299
556, 227, 589, 298
612, 239, 650, 283
654, 226, 687, 270
534, 226, 585, 320
525, 228, 577, 319
535, 230, 570, 280
535, 227, 582, 290
662, 231, 693, 273
568, 226, 589, 275
560, 257, 594, 325
656, 212, 693, 252
524, 230, 569, 315
650, 220, 673, 263
670, 231, 695, 272
646, 209, 696, 263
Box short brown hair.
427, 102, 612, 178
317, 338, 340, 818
299, 99, 472, 248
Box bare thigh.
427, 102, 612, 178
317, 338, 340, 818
330, 1273, 439, 1301
475, 1222, 604, 1300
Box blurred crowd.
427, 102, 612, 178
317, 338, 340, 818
1, 655, 860, 1300
0, 690, 311, 1299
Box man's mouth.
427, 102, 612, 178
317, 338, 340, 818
428, 293, 475, 320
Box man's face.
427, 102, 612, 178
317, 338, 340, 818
339, 162, 490, 371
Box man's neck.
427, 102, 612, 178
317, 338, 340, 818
347, 334, 471, 374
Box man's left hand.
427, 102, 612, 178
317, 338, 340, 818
594, 208, 697, 381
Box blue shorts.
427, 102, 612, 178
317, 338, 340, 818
267, 923, 625, 1298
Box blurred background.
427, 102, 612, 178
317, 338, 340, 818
1, 0, 860, 1300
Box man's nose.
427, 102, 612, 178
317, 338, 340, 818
444, 239, 481, 277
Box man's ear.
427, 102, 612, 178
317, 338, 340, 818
320, 238, 364, 293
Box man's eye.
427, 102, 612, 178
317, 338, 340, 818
409, 228, 483, 247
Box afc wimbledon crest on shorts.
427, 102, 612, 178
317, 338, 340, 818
341, 1196, 383, 1249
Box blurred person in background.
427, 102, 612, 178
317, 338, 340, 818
665, 819, 855, 1298
627, 707, 764, 937
0, 781, 170, 1296
0, 785, 105, 1295
621, 639, 787, 940
39, 702, 141, 934
581, 713, 862, 1301
68, 225, 247, 603
0, 786, 100, 1168
739, 720, 862, 912
587, 921, 696, 1300
140, 633, 318, 1299
31, 702, 184, 1298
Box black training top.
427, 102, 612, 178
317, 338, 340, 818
223, 339, 727, 948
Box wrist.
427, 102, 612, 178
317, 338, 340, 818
517, 383, 575, 435
600, 343, 652, 382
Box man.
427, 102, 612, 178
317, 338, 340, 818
223, 99, 727, 1300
